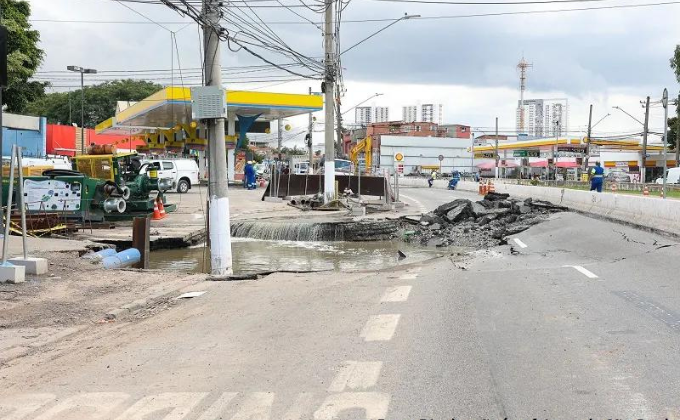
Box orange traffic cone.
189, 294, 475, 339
488, 180, 496, 193
478, 181, 484, 195
611, 183, 618, 193
643, 186, 650, 196
157, 197, 167, 219
482, 180, 489, 195
152, 200, 162, 221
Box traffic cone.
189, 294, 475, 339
478, 181, 483, 195
151, 200, 162, 221
488, 180, 495, 193
643, 186, 650, 196
157, 197, 167, 219
482, 180, 489, 195
611, 183, 618, 193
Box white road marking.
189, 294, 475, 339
114, 392, 207, 420
281, 393, 315, 420
195, 393, 238, 420
313, 392, 390, 420
399, 273, 418, 280
513, 238, 528, 248
565, 265, 599, 279
34, 393, 129, 420
360, 314, 401, 341
381, 286, 412, 302
0, 394, 56, 420
229, 392, 275, 420
398, 193, 428, 214
328, 361, 383, 392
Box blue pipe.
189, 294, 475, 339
101, 248, 141, 269
82, 248, 116, 260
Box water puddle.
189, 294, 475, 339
149, 238, 460, 275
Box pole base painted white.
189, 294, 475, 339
209, 195, 233, 277
227, 149, 235, 182
324, 161, 335, 203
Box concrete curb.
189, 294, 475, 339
104, 274, 207, 320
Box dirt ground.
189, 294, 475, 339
0, 248, 204, 364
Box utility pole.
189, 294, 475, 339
662, 88, 669, 199
203, 0, 232, 276
277, 118, 283, 162
335, 89, 343, 157
323, 0, 336, 202
642, 96, 650, 183
494, 117, 499, 178
584, 104, 593, 173
307, 86, 314, 173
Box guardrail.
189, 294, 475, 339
493, 179, 680, 193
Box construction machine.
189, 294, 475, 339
349, 136, 372, 175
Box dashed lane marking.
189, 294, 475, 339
381, 286, 412, 303
360, 314, 401, 341
399, 273, 418, 280
327, 361, 383, 392
565, 265, 599, 279
513, 238, 528, 248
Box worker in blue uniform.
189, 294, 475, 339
244, 161, 257, 190
590, 161, 604, 192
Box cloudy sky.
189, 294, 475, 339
29, 0, 680, 147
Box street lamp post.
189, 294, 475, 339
662, 88, 669, 199
67, 65, 97, 154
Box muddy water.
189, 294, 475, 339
149, 238, 457, 275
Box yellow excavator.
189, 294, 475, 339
349, 135, 372, 174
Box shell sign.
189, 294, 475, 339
394, 152, 404, 162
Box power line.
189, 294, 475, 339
372, 0, 617, 5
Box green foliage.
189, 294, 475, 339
25, 79, 162, 127
279, 146, 306, 156
671, 45, 680, 84
1, 0, 47, 112
669, 116, 678, 150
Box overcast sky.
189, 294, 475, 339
29, 0, 680, 147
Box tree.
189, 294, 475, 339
671, 45, 680, 84
668, 116, 678, 150
2, 0, 47, 113
25, 79, 162, 127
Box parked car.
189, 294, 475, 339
143, 158, 200, 193
655, 167, 680, 184
606, 170, 631, 183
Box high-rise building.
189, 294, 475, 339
516, 99, 568, 138
355, 106, 373, 125
374, 106, 389, 123
421, 104, 443, 125
402, 105, 418, 123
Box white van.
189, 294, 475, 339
143, 158, 200, 193
656, 167, 680, 185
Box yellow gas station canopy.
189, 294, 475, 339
96, 87, 323, 134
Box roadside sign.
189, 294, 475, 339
394, 152, 404, 162
397, 163, 404, 173
513, 150, 539, 158
438, 154, 444, 161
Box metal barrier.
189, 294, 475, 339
261, 174, 393, 200
494, 178, 680, 193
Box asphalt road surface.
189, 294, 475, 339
1, 186, 679, 420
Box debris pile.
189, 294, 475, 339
400, 192, 567, 248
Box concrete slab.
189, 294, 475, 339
264, 196, 283, 203
9, 257, 49, 275
0, 264, 25, 284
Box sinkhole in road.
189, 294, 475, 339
149, 238, 457, 275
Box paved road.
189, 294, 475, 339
1, 187, 679, 419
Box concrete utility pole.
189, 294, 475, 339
323, 0, 336, 202
494, 117, 499, 178
675, 95, 680, 166
307, 86, 314, 172
662, 88, 669, 199
642, 96, 650, 183
203, 0, 232, 276
278, 118, 283, 161
584, 104, 593, 172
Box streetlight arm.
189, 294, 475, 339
341, 93, 383, 116
340, 14, 419, 56
613, 106, 644, 126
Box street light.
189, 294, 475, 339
67, 65, 97, 154
340, 14, 420, 56
591, 113, 610, 130
612, 106, 644, 126
341, 93, 384, 116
